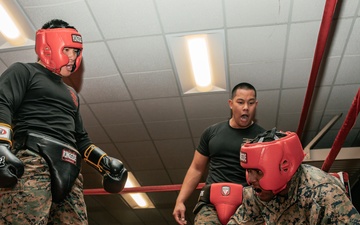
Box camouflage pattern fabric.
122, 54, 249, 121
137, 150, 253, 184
227, 164, 360, 225
0, 149, 88, 225
194, 204, 222, 224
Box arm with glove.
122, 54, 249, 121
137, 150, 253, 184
83, 144, 128, 193
0, 123, 24, 188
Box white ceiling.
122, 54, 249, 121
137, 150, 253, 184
0, 0, 359, 224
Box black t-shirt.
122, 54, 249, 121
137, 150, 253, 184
0, 62, 92, 153
197, 120, 265, 185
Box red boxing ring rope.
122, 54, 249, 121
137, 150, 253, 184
296, 0, 338, 138
84, 183, 205, 195
322, 88, 360, 172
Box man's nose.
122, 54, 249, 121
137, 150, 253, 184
243, 103, 249, 110
68, 49, 77, 60
247, 171, 257, 184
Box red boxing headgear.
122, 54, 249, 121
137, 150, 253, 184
35, 28, 83, 74
240, 129, 305, 194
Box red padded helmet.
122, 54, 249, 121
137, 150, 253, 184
35, 28, 83, 74
240, 128, 305, 194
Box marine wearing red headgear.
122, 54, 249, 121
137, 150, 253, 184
35, 28, 83, 74
240, 128, 305, 194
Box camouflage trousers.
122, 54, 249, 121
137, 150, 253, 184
194, 204, 221, 225
0, 149, 88, 225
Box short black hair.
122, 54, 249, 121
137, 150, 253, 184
231, 82, 257, 99
41, 19, 76, 30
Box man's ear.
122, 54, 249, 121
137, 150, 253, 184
228, 99, 233, 109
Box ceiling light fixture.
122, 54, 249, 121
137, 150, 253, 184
0, 4, 21, 39
0, 0, 35, 48
0, 3, 25, 46
167, 30, 228, 94
121, 172, 155, 209
187, 35, 213, 92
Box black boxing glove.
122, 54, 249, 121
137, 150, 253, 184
0, 124, 24, 188
84, 145, 128, 193
101, 156, 128, 193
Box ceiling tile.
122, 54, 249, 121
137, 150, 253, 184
227, 25, 287, 63
81, 42, 119, 78
84, 126, 111, 144
124, 155, 164, 171
108, 36, 172, 73
183, 93, 230, 119
116, 141, 164, 171
88, 0, 161, 39
0, 48, 36, 66
134, 170, 172, 186
154, 139, 194, 169
279, 88, 306, 114
345, 17, 360, 55
326, 84, 360, 111
81, 75, 131, 103
21, 1, 102, 42
256, 90, 280, 130
335, 56, 360, 85
291, 0, 325, 22
335, 0, 360, 18
287, 21, 321, 59
116, 141, 157, 158
310, 86, 331, 112
90, 101, 141, 125
283, 59, 312, 88
124, 70, 179, 99
225, 0, 290, 27
167, 168, 188, 184
135, 98, 185, 122
317, 57, 341, 86
230, 61, 283, 90
327, 19, 352, 57
277, 112, 301, 131
104, 123, 150, 142
148, 192, 177, 207
156, 0, 224, 33
146, 120, 191, 140
79, 104, 100, 127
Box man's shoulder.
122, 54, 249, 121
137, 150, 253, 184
249, 123, 266, 132
206, 120, 228, 131
299, 164, 344, 190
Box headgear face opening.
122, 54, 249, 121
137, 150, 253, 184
240, 129, 305, 194
35, 28, 83, 74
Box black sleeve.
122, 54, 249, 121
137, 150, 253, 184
0, 63, 31, 125
197, 125, 212, 157
73, 94, 93, 156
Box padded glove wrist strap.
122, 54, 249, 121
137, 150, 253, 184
0, 123, 12, 146
84, 144, 108, 173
